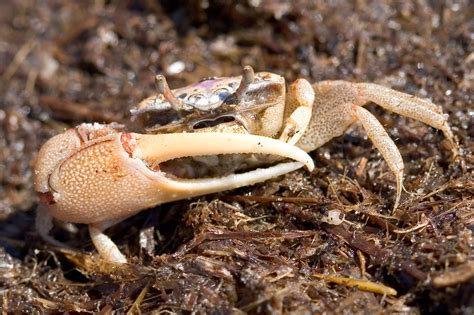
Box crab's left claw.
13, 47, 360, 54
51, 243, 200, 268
34, 123, 313, 263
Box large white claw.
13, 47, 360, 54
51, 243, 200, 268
36, 127, 314, 225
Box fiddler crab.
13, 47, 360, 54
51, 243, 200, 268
34, 66, 458, 264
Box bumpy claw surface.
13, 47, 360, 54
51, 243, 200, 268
34, 123, 313, 263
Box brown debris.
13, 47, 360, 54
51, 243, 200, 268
39, 95, 123, 123
312, 273, 397, 296
432, 260, 474, 288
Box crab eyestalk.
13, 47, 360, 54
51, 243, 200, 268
234, 65, 255, 101
155, 74, 185, 111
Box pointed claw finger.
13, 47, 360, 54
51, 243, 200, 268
130, 132, 315, 171
158, 161, 305, 194
353, 106, 404, 210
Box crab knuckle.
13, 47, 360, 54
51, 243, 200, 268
34, 128, 82, 193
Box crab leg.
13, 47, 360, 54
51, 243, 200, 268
353, 106, 404, 210
279, 79, 315, 145
35, 205, 71, 248
89, 218, 129, 264
356, 83, 458, 155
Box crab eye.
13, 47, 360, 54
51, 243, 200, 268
187, 93, 206, 106
213, 88, 231, 100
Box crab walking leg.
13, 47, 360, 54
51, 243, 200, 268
353, 105, 404, 210
36, 206, 72, 248
279, 79, 315, 145
132, 132, 315, 171
89, 219, 129, 264
38, 200, 128, 264
356, 83, 458, 155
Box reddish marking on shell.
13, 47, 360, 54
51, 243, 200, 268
351, 103, 359, 119
120, 133, 136, 157
192, 79, 218, 89
38, 192, 56, 205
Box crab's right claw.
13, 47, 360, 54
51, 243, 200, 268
34, 124, 314, 226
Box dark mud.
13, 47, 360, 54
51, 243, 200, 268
0, 1, 472, 314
